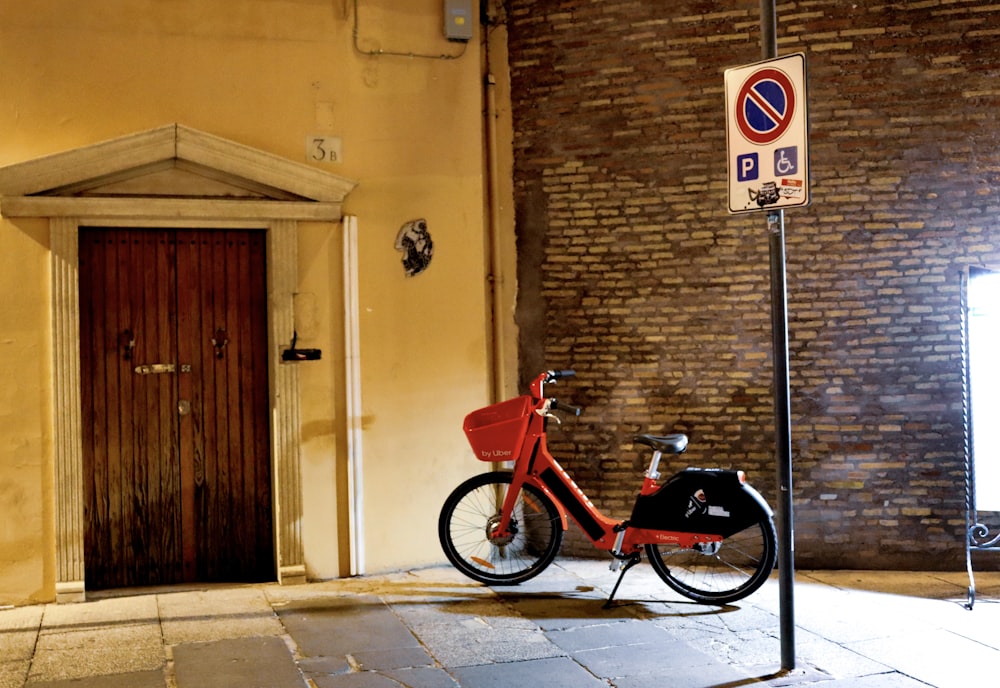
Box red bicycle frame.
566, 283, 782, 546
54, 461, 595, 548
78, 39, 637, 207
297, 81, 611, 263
466, 371, 723, 559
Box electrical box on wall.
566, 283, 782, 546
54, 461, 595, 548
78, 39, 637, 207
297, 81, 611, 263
444, 0, 474, 42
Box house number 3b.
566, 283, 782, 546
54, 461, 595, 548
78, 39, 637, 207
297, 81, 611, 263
307, 136, 342, 163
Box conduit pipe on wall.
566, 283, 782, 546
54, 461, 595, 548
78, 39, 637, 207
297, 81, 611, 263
343, 215, 365, 575
484, 71, 507, 402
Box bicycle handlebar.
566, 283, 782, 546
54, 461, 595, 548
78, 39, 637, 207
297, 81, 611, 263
532, 369, 577, 402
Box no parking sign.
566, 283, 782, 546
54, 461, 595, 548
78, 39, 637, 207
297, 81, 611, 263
725, 53, 809, 214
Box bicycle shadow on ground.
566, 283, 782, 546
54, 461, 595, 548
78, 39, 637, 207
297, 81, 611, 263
491, 586, 742, 620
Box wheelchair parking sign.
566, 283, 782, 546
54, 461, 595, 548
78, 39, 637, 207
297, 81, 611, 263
725, 53, 809, 214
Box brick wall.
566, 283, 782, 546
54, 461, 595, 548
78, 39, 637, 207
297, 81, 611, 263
507, 0, 1000, 568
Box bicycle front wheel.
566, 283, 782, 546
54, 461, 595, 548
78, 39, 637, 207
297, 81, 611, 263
438, 471, 562, 585
645, 507, 776, 604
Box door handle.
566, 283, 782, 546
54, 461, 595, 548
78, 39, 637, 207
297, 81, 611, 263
134, 363, 176, 375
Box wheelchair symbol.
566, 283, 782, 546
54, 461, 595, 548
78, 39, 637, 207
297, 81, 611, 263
774, 147, 797, 175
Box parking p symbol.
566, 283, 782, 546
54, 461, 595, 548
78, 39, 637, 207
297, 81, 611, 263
737, 153, 759, 182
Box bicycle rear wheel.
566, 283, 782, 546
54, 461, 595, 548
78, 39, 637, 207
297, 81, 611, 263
439, 471, 562, 585
645, 507, 776, 604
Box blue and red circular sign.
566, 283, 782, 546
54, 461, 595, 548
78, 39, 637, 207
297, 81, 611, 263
735, 67, 796, 145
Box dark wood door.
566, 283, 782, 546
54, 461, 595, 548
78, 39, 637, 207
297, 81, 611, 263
80, 228, 273, 589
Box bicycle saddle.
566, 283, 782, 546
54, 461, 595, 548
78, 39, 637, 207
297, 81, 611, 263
633, 433, 689, 454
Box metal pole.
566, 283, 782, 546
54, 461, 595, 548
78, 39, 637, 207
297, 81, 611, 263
768, 209, 796, 672
761, 0, 796, 672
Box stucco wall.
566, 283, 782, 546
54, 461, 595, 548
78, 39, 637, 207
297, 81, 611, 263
0, 218, 53, 604
0, 0, 497, 604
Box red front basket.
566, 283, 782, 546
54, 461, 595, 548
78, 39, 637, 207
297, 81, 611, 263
463, 395, 534, 462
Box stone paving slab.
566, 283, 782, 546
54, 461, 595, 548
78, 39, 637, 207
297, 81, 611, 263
410, 614, 562, 667
172, 636, 305, 688
26, 669, 166, 688
311, 674, 411, 688
0, 606, 41, 688
449, 656, 605, 688
276, 595, 420, 657
312, 667, 458, 688
0, 606, 42, 662
608, 661, 758, 688
158, 587, 284, 644
37, 594, 159, 629
0, 663, 28, 688
351, 646, 435, 672
276, 594, 438, 685
27, 622, 164, 682
20, 594, 164, 683
382, 667, 459, 688
544, 618, 678, 652
790, 629, 894, 680
843, 628, 1000, 688
783, 675, 929, 688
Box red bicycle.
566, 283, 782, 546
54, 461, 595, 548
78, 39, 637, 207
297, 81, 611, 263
438, 370, 777, 605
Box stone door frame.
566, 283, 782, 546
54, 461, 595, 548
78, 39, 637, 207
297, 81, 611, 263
0, 125, 357, 601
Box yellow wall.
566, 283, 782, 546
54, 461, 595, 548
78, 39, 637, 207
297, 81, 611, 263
0, 218, 53, 605
0, 0, 499, 602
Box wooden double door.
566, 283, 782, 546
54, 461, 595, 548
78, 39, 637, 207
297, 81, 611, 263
79, 228, 274, 589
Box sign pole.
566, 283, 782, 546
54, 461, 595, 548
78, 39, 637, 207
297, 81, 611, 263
761, 0, 796, 672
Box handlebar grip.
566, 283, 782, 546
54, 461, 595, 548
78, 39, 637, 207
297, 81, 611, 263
548, 369, 576, 380
552, 399, 582, 416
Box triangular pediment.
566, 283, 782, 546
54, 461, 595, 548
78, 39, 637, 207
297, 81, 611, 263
46, 159, 308, 201
0, 124, 356, 220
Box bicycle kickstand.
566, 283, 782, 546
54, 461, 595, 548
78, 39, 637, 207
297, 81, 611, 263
604, 554, 641, 609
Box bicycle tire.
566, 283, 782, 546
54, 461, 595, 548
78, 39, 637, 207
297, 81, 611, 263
438, 471, 562, 585
645, 506, 777, 604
